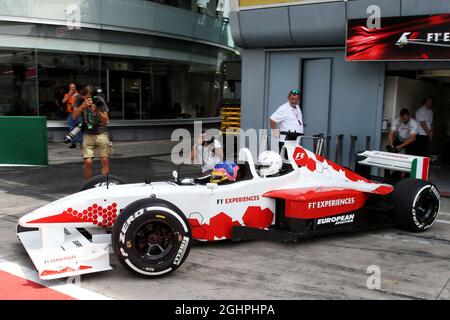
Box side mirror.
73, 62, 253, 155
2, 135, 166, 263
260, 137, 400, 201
172, 170, 178, 181
206, 183, 218, 190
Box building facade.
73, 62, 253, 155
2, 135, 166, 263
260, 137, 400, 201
0, 0, 237, 141
229, 0, 450, 175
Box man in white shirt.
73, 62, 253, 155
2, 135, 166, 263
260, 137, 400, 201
191, 130, 223, 173
270, 89, 304, 150
415, 97, 434, 156
388, 108, 419, 155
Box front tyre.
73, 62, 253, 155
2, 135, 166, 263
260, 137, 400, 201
390, 179, 440, 232
111, 198, 192, 277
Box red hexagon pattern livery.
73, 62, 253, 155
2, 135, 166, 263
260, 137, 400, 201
28, 203, 119, 228
242, 206, 274, 229
293, 147, 370, 183
188, 206, 274, 241
292, 147, 394, 195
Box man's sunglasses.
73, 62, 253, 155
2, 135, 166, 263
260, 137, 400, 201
289, 90, 301, 96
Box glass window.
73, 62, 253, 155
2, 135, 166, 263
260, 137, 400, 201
145, 0, 223, 18
0, 28, 239, 120
36, 51, 101, 120
0, 48, 227, 120
0, 50, 38, 116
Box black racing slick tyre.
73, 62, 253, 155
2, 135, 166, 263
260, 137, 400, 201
111, 198, 192, 278
390, 179, 440, 232
79, 174, 127, 191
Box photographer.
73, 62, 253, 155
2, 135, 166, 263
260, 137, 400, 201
191, 130, 223, 173
63, 83, 81, 149
72, 85, 111, 180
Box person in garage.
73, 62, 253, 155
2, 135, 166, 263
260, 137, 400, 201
388, 108, 419, 155
415, 97, 434, 156
270, 89, 304, 151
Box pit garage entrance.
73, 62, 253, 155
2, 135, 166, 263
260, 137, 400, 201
383, 67, 450, 196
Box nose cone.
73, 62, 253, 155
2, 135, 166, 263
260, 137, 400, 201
17, 191, 91, 227
19, 206, 48, 227
19, 204, 91, 227
18, 214, 30, 227
18, 206, 62, 227
17, 187, 123, 229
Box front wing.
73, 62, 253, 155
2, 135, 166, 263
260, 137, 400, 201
17, 225, 112, 280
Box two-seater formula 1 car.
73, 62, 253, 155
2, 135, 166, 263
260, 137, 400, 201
17, 133, 441, 280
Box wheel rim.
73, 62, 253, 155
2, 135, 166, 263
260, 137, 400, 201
135, 220, 176, 261
414, 188, 439, 226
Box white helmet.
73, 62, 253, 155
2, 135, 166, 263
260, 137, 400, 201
257, 151, 283, 177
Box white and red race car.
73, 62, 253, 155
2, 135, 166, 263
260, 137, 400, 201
17, 133, 441, 280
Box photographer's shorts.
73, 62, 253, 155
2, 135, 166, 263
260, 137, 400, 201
83, 133, 111, 159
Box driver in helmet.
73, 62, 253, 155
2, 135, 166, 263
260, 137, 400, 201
257, 151, 283, 177
210, 162, 240, 184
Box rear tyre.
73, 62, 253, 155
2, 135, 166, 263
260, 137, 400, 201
390, 179, 440, 232
111, 198, 192, 278
79, 174, 127, 191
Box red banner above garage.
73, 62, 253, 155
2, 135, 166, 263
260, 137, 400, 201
346, 14, 450, 61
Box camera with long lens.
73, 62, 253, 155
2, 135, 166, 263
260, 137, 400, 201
82, 95, 101, 108
90, 95, 101, 105
64, 123, 82, 144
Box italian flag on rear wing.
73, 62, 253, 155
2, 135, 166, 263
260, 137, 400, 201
411, 157, 430, 180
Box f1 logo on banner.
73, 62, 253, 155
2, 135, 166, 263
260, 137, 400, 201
346, 14, 450, 61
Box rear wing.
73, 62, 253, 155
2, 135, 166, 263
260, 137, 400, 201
357, 151, 430, 180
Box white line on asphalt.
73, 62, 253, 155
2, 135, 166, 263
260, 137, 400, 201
436, 220, 450, 225
0, 257, 113, 300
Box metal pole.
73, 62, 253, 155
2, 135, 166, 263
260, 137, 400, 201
34, 48, 39, 116
326, 136, 331, 158
313, 133, 324, 156
349, 135, 358, 170
106, 69, 110, 103
121, 77, 125, 120
365, 136, 371, 150
139, 78, 142, 120
335, 134, 344, 164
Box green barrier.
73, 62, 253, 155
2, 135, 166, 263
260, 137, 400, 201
0, 116, 48, 165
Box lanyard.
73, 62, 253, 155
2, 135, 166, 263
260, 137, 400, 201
291, 106, 302, 126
